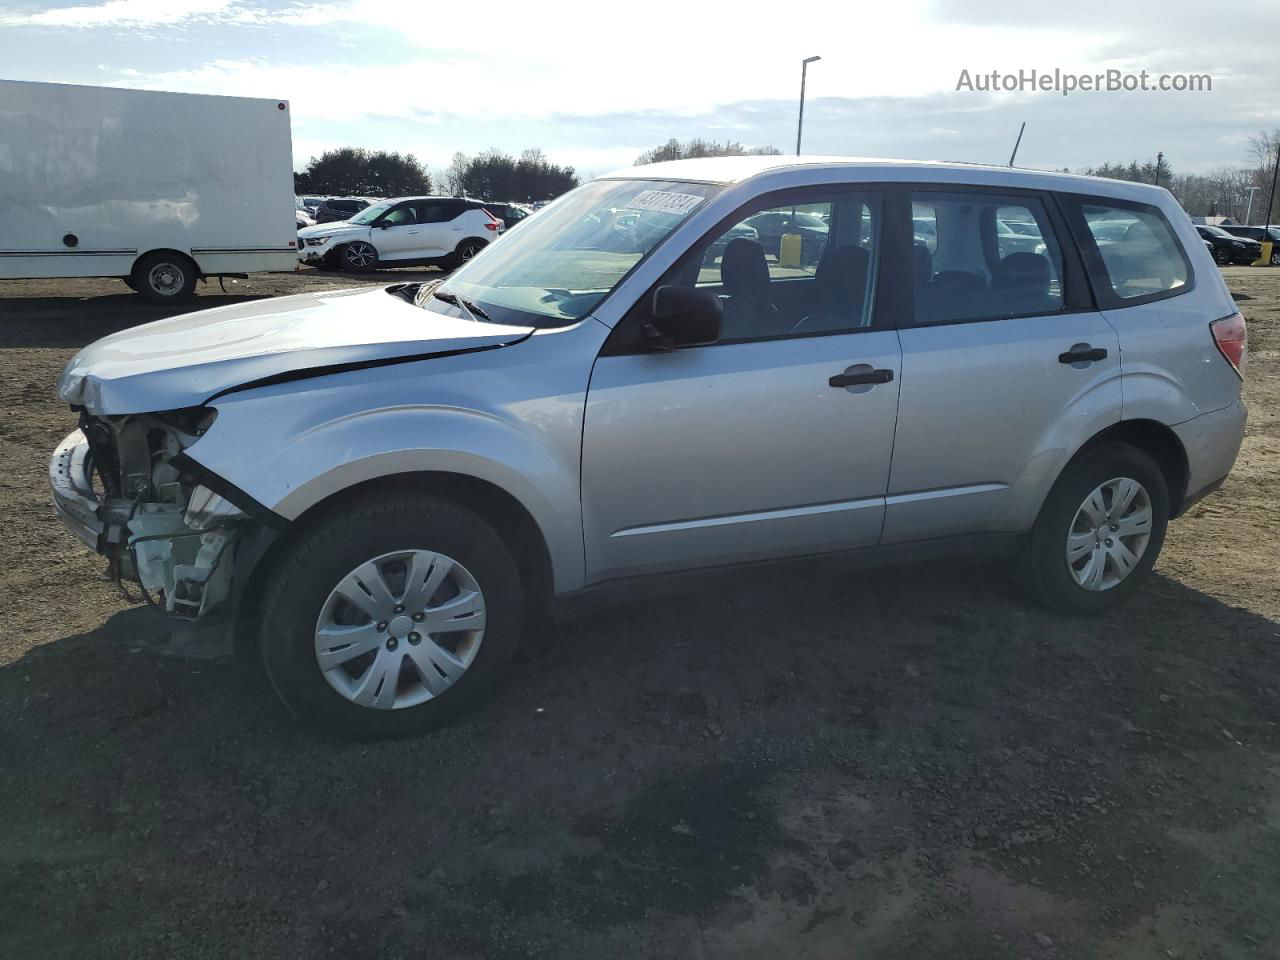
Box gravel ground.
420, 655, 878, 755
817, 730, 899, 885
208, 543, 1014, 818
0, 266, 1277, 960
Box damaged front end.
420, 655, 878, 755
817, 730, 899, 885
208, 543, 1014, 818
50, 406, 273, 624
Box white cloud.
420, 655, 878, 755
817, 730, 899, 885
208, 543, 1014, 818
1, 0, 236, 27
99, 0, 1118, 121
9, 0, 1277, 174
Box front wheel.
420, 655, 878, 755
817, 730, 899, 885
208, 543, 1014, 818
341, 241, 378, 273
1213, 247, 1230, 266
259, 494, 525, 738
1016, 443, 1169, 615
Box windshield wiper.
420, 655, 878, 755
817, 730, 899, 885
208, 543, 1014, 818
432, 289, 492, 321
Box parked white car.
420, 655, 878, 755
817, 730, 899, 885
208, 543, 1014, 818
298, 197, 503, 272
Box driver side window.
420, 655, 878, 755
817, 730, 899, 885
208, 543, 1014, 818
380, 204, 417, 227
665, 190, 882, 343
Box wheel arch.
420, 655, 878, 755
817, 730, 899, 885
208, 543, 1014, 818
132, 247, 200, 279
1065, 419, 1190, 516
235, 471, 555, 653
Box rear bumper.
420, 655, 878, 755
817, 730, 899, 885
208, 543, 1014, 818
1171, 399, 1247, 514
49, 429, 103, 551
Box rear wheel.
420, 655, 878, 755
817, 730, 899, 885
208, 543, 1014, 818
259, 494, 524, 739
132, 251, 197, 303
451, 238, 486, 269
1271, 248, 1280, 267
341, 241, 378, 273
1017, 443, 1169, 615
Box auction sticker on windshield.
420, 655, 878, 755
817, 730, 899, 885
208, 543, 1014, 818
625, 190, 705, 216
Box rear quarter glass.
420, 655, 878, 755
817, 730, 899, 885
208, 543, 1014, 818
1060, 191, 1242, 420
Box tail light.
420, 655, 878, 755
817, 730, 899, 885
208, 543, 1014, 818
482, 209, 501, 231
1211, 312, 1247, 379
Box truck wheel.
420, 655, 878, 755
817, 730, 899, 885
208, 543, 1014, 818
1016, 443, 1169, 615
259, 494, 525, 739
450, 238, 486, 269
340, 241, 378, 273
132, 252, 197, 303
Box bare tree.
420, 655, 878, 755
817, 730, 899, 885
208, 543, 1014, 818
442, 151, 470, 196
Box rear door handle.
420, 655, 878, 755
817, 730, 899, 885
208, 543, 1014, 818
1058, 344, 1108, 364
829, 366, 894, 388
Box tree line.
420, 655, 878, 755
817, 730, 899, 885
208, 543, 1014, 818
1070, 129, 1280, 223
294, 146, 578, 203
291, 138, 783, 203
634, 138, 781, 165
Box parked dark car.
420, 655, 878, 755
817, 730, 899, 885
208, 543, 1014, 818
314, 197, 376, 225
1220, 224, 1280, 265
707, 220, 760, 258
481, 202, 532, 230
743, 210, 829, 266
1196, 224, 1262, 265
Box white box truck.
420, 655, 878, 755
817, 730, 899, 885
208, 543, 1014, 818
0, 79, 298, 302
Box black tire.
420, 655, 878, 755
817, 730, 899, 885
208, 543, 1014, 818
1016, 443, 1169, 615
122, 276, 138, 292
131, 251, 197, 303
259, 494, 524, 739
1271, 249, 1279, 267
1213, 246, 1230, 266
340, 240, 378, 273
451, 238, 486, 269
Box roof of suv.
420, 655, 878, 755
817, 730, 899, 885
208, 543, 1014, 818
605, 155, 1173, 204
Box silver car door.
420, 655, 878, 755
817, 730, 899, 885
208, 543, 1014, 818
582, 188, 902, 583
885, 188, 1122, 543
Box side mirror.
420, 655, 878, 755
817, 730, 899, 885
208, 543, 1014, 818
646, 286, 722, 349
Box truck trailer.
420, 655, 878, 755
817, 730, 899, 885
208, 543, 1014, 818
0, 79, 298, 301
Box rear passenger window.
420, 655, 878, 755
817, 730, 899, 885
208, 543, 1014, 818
1079, 203, 1188, 301
910, 192, 1064, 325
418, 202, 460, 223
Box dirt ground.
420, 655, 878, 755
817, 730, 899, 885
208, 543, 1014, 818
0, 266, 1277, 960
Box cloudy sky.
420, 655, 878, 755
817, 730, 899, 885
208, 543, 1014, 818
1, 0, 1277, 180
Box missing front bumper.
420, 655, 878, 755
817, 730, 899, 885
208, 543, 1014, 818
49, 429, 103, 550
49, 428, 249, 620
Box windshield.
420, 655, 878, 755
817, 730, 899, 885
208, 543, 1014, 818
425, 179, 721, 326
1201, 225, 1232, 238
348, 201, 394, 225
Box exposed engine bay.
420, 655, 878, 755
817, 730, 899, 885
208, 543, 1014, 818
51, 407, 257, 620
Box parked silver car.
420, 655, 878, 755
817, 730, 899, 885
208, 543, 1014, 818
51, 157, 1248, 738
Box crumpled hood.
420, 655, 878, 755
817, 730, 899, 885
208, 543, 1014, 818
58, 285, 533, 414
299, 221, 362, 239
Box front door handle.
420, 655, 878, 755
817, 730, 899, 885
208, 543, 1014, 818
829, 365, 894, 388
1059, 344, 1108, 364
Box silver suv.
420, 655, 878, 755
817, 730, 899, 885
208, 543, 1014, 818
51, 157, 1248, 738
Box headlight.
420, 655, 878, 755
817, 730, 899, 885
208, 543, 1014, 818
305, 236, 333, 246
183, 485, 248, 530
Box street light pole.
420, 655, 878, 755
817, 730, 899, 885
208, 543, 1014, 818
1243, 186, 1261, 225
1265, 145, 1280, 238
796, 55, 821, 156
